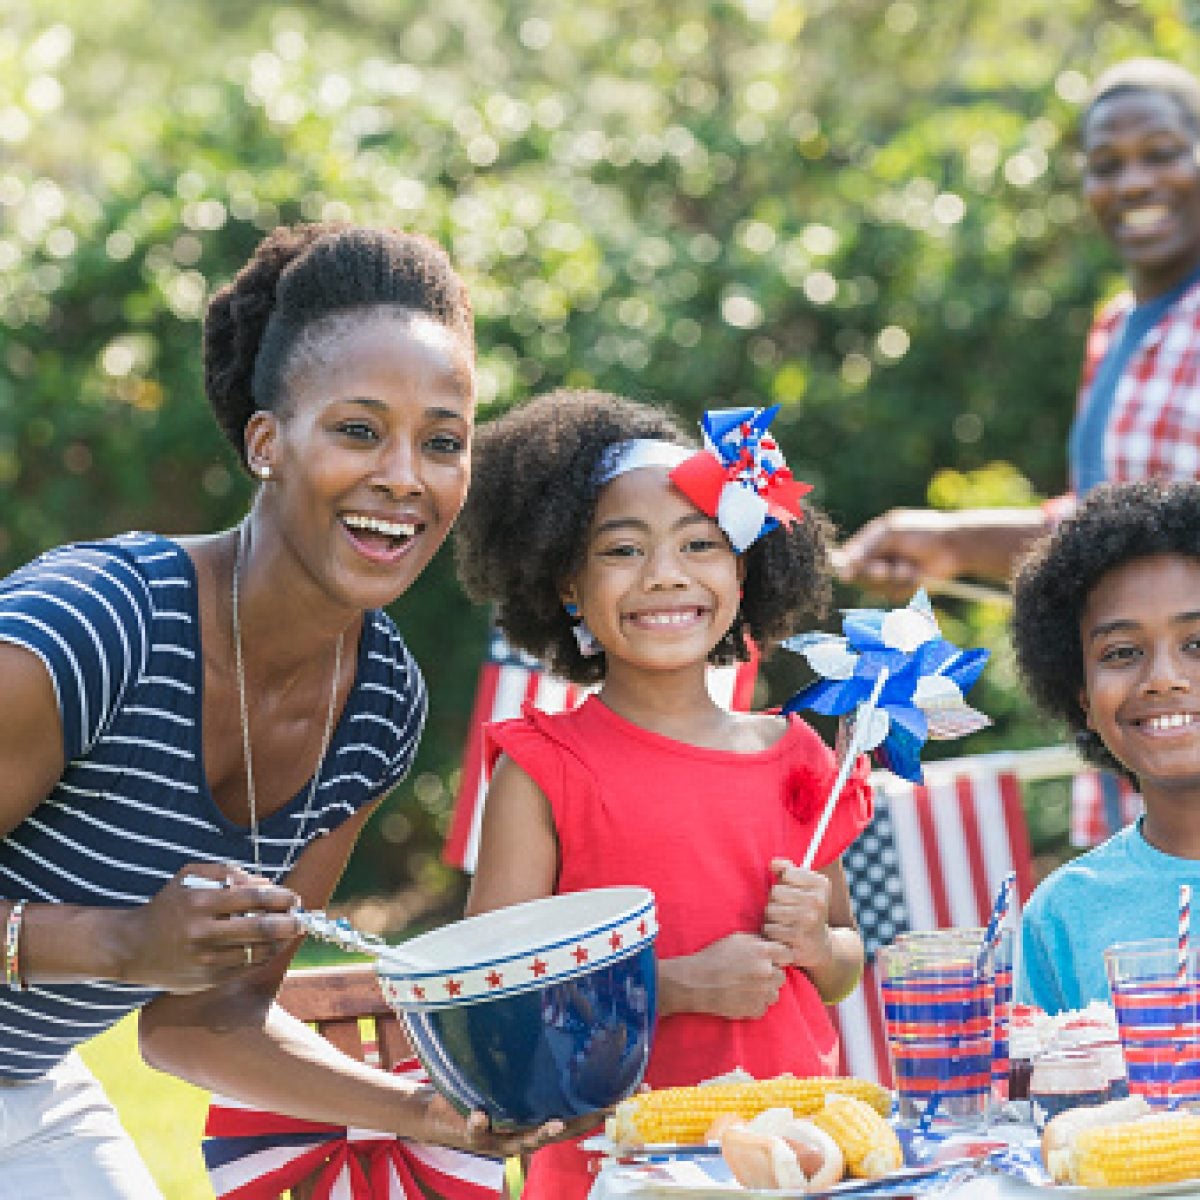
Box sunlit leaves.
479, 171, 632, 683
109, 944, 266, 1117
3, 0, 1198, 891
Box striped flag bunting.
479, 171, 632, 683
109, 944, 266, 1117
830, 768, 1033, 1087
442, 626, 759, 872
203, 1058, 503, 1199
1069, 768, 1142, 849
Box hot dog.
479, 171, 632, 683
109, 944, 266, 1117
717, 1107, 845, 1191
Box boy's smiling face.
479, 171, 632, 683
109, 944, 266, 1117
1079, 552, 1200, 800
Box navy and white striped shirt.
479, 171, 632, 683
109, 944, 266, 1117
0, 532, 427, 1079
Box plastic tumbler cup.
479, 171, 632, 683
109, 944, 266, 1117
879, 934, 995, 1126
896, 927, 1012, 1105
1104, 938, 1200, 1108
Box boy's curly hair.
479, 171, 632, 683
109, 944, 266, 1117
1011, 480, 1200, 777
455, 388, 834, 685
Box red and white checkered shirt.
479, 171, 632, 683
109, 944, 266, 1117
1075, 278, 1200, 487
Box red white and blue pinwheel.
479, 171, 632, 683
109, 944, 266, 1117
669, 405, 811, 552
781, 589, 991, 784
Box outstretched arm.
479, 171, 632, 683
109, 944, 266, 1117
139, 796, 575, 1155
835, 507, 1052, 597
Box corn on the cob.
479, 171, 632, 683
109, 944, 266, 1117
1072, 1114, 1200, 1188
810, 1094, 903, 1179
607, 1076, 891, 1149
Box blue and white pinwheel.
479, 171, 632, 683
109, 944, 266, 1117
781, 590, 990, 783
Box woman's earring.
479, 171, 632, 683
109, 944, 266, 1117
564, 601, 602, 657
254, 463, 272, 482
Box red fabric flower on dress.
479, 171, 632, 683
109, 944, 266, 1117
782, 762, 823, 826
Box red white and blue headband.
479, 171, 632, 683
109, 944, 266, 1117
594, 406, 811, 552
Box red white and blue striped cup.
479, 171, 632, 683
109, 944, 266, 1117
879, 933, 997, 1127
895, 927, 1012, 1105
1105, 938, 1200, 1109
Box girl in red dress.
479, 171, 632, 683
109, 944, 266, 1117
454, 390, 873, 1199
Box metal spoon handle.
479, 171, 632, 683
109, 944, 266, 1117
291, 907, 387, 956
181, 874, 390, 958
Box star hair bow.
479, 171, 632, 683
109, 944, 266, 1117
782, 589, 991, 785
668, 405, 812, 552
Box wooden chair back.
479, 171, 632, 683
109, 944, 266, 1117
278, 961, 412, 1070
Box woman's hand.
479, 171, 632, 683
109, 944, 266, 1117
658, 932, 791, 1020
416, 1090, 602, 1157
117, 864, 302, 992
761, 858, 834, 974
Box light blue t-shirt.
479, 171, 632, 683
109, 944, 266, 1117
1019, 820, 1200, 1013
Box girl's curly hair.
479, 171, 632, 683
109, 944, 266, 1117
1011, 480, 1200, 778
203, 222, 472, 469
455, 388, 834, 684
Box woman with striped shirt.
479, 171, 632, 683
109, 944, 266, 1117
0, 223, 564, 1196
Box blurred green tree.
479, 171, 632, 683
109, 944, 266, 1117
2, 0, 1192, 913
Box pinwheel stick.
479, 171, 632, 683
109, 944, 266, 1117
800, 668, 890, 871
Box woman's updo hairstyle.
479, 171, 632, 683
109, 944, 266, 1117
203, 223, 472, 469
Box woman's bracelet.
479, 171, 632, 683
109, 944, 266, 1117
5, 900, 28, 989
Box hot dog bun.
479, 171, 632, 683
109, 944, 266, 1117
719, 1108, 845, 1191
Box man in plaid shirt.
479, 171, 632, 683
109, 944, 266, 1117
838, 57, 1200, 592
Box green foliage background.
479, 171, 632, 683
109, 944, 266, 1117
3, 0, 1196, 915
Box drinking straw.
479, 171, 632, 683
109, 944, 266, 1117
916, 1092, 940, 1134
1179, 883, 1192, 986
800, 668, 889, 870
1166, 884, 1193, 1110
976, 871, 1016, 976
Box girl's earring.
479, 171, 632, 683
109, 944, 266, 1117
564, 601, 602, 658
254, 463, 272, 482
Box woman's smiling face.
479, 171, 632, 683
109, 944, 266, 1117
1079, 552, 1200, 802
247, 308, 475, 612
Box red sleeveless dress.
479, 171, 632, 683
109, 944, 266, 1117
485, 697, 873, 1200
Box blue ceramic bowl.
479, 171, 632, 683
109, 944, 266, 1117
376, 886, 657, 1128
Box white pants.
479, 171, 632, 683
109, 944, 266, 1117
0, 1053, 162, 1199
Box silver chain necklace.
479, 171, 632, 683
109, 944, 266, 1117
231, 526, 343, 874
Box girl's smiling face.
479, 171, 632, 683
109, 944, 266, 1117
1079, 553, 1200, 800
565, 465, 743, 675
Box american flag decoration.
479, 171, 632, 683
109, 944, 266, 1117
828, 767, 1033, 1087
1070, 768, 1142, 848
443, 625, 759, 872
203, 1058, 503, 1198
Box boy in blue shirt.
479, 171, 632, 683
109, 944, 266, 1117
1011, 480, 1200, 1012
